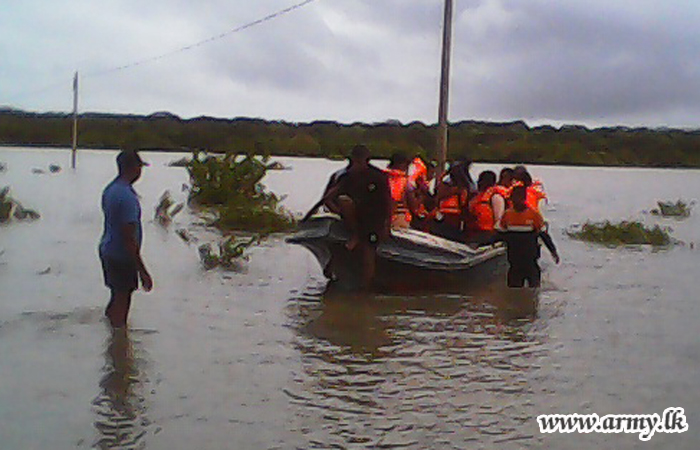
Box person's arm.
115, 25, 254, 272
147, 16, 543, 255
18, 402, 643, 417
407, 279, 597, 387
492, 194, 505, 229
120, 194, 153, 291
533, 211, 559, 263
122, 222, 153, 291
539, 230, 560, 264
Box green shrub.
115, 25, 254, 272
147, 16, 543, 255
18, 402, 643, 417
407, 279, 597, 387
567, 220, 672, 247
186, 151, 294, 233
650, 200, 693, 218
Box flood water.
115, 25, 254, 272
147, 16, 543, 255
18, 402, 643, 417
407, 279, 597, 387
0, 147, 699, 449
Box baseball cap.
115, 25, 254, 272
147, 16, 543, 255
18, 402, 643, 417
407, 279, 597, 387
116, 150, 150, 169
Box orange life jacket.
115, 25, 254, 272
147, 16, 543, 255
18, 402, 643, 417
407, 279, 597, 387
468, 187, 496, 231
526, 185, 547, 213
385, 168, 411, 221
438, 189, 468, 216
493, 185, 511, 201
511, 181, 546, 213
408, 157, 427, 187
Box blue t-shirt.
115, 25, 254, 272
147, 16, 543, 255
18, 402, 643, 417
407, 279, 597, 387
99, 177, 142, 261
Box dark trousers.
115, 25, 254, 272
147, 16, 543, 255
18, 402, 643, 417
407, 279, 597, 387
507, 261, 541, 288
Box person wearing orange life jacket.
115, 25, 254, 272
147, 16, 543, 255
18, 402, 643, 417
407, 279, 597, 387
384, 153, 416, 229
410, 159, 439, 231
466, 170, 500, 246
498, 185, 559, 288
408, 156, 428, 188
491, 167, 514, 227
513, 166, 547, 214
430, 160, 472, 242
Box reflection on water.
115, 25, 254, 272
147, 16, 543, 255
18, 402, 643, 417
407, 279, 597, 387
285, 282, 551, 448
92, 328, 150, 450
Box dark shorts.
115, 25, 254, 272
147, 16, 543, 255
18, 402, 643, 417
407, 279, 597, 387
100, 254, 138, 292
507, 262, 541, 288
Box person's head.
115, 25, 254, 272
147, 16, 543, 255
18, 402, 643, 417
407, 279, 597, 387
349, 144, 371, 167
477, 170, 496, 192
514, 168, 532, 187
510, 185, 527, 210
498, 167, 514, 186
388, 152, 409, 171
117, 150, 148, 183
426, 160, 438, 179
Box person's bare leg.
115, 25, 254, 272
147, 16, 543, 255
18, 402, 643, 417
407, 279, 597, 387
360, 243, 377, 290
106, 290, 133, 328
338, 197, 360, 250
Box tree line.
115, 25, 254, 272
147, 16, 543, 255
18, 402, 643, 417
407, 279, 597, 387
2, 108, 700, 167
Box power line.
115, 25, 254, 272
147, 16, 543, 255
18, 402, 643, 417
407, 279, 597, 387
88, 0, 320, 77
4, 0, 321, 103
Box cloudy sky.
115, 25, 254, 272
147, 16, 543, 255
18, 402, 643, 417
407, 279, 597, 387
2, 0, 700, 128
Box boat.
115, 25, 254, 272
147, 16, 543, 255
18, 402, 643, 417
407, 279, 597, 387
287, 214, 507, 291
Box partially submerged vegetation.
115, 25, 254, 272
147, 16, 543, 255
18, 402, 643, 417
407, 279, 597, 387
186, 151, 294, 233
567, 221, 672, 247
198, 236, 260, 270
154, 190, 184, 226
0, 186, 40, 223
651, 200, 693, 218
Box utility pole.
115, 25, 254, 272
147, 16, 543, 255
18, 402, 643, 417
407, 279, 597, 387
71, 71, 78, 169
436, 0, 453, 181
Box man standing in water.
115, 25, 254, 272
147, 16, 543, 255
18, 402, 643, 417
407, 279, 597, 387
99, 150, 153, 328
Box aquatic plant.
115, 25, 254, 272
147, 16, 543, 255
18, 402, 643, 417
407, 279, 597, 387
0, 186, 40, 223
186, 151, 294, 233
197, 235, 260, 270
154, 190, 184, 226
650, 200, 693, 218
168, 156, 191, 167
266, 161, 289, 171
567, 220, 672, 247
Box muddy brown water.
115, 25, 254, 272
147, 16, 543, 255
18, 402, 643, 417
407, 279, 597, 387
0, 148, 699, 449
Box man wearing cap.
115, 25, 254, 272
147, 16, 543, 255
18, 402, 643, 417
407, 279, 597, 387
99, 150, 153, 328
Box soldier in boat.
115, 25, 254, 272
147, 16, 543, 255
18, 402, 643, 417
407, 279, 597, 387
322, 145, 392, 288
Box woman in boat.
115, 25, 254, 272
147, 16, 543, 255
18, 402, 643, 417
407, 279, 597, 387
498, 185, 559, 288
512, 166, 547, 214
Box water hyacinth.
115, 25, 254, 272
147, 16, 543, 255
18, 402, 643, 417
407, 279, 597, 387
650, 200, 693, 218
186, 151, 294, 233
567, 220, 672, 247
198, 236, 260, 270
154, 190, 184, 226
0, 186, 40, 223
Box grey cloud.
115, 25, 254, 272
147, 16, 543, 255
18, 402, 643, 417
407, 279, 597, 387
4, 0, 700, 127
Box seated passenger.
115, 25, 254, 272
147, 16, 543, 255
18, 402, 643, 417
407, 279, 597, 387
512, 165, 547, 214
385, 153, 415, 229
493, 167, 514, 225
431, 162, 471, 242
409, 159, 438, 232
466, 170, 498, 245
498, 186, 559, 288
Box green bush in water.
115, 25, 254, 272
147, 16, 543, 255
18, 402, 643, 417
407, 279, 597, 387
198, 236, 260, 270
186, 151, 294, 233
567, 220, 672, 247
0, 186, 40, 223
650, 200, 693, 218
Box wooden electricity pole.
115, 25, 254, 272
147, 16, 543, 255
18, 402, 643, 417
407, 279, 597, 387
71, 71, 79, 169
436, 0, 453, 181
